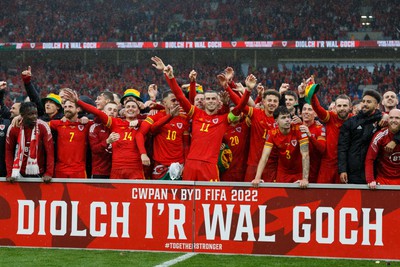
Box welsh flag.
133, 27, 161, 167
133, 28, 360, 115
304, 77, 320, 104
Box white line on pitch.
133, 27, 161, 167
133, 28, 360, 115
155, 253, 197, 267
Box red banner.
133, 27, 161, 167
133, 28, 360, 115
1, 40, 399, 50
0, 179, 399, 260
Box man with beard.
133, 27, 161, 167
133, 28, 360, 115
49, 99, 92, 178
309, 85, 352, 183
365, 109, 400, 188
338, 90, 384, 184
381, 91, 398, 113
6, 102, 54, 182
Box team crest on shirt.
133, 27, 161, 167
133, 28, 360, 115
78, 125, 84, 131
177, 123, 183, 129
212, 118, 219, 124
291, 140, 297, 147
0, 124, 4, 130
236, 127, 242, 133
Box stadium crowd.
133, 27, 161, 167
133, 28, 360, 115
1, 0, 399, 42
1, 57, 399, 188
1, 62, 399, 110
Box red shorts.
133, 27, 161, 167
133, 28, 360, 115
276, 171, 302, 183
317, 164, 340, 183
376, 176, 400, 185
55, 170, 87, 179
221, 170, 245, 182
244, 161, 277, 183
183, 159, 219, 181
110, 167, 144, 179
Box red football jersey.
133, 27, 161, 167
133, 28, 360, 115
49, 120, 91, 173
108, 117, 142, 169
144, 111, 190, 165
365, 128, 400, 184
246, 107, 276, 166
187, 106, 230, 163
89, 123, 112, 176
221, 119, 250, 181
311, 95, 351, 183
265, 125, 309, 182
77, 99, 143, 171
307, 122, 326, 183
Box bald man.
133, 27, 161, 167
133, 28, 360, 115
365, 109, 400, 188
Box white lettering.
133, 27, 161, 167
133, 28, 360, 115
362, 208, 383, 246
90, 202, 107, 237
110, 202, 130, 238
234, 205, 255, 241
203, 204, 234, 240
50, 201, 67, 236
316, 207, 334, 244
71, 201, 87, 236
293, 206, 311, 243
167, 204, 187, 240
17, 200, 35, 235
340, 208, 358, 245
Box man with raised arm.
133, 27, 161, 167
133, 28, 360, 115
218, 70, 279, 182
305, 77, 352, 183
63, 89, 149, 179
151, 56, 251, 181
137, 90, 190, 180
299, 103, 326, 183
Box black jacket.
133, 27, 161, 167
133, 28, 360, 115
338, 110, 383, 184
0, 117, 10, 177
24, 82, 63, 121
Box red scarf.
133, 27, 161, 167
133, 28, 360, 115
11, 124, 39, 178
